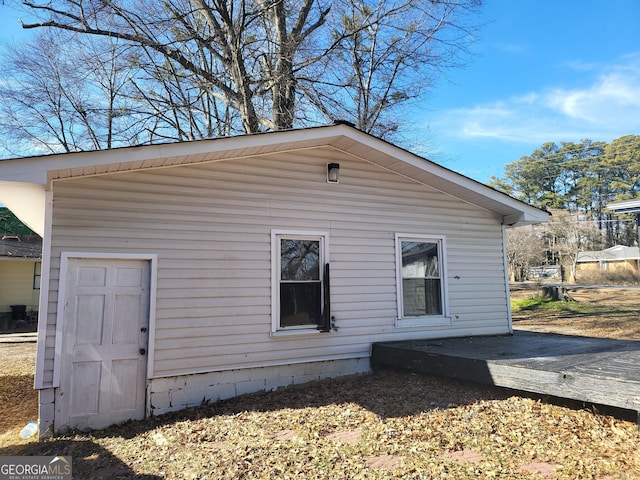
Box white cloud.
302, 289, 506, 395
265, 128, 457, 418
564, 60, 598, 72
494, 42, 527, 55
433, 54, 640, 144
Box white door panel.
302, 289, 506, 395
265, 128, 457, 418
58, 258, 150, 431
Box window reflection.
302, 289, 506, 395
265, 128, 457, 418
401, 240, 442, 316
280, 239, 321, 326
280, 239, 320, 281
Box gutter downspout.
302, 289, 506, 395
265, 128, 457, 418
34, 189, 54, 437
501, 224, 513, 334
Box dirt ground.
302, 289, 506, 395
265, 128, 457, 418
510, 284, 640, 307
0, 341, 37, 447
1, 288, 639, 479
511, 285, 640, 340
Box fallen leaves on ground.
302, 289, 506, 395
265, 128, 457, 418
2, 369, 639, 479
0, 342, 37, 446
2, 288, 640, 479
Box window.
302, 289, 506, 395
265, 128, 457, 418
272, 231, 330, 333
395, 234, 450, 327
33, 261, 42, 289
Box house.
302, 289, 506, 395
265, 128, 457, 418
576, 200, 640, 276
0, 123, 548, 435
0, 208, 42, 329
607, 199, 640, 248
576, 245, 640, 273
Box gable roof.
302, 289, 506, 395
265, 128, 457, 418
0, 234, 42, 259
0, 206, 36, 235
0, 123, 548, 233
577, 245, 640, 263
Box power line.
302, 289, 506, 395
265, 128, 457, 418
496, 147, 640, 181
493, 140, 640, 177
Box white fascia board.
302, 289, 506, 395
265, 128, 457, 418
340, 127, 549, 223
34, 191, 53, 389
0, 156, 60, 184
0, 126, 348, 185
0, 123, 548, 223
503, 210, 550, 226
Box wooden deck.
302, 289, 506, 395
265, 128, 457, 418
371, 331, 640, 419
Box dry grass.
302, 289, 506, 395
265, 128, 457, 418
0, 342, 38, 448
511, 285, 640, 340
2, 369, 639, 479
1, 288, 640, 479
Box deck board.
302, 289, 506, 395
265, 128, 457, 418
371, 331, 640, 415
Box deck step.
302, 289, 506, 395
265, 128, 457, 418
371, 331, 640, 418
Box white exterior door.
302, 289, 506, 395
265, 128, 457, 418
58, 258, 150, 431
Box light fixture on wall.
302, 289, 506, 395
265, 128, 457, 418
327, 163, 340, 183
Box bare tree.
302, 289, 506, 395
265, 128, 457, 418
0, 30, 142, 155
1, 0, 481, 153
302, 0, 480, 137
18, 0, 332, 133
545, 209, 602, 282
124, 44, 240, 142
505, 226, 544, 282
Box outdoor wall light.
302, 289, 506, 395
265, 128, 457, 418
327, 163, 340, 183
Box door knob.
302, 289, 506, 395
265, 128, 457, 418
139, 348, 146, 355
140, 327, 147, 333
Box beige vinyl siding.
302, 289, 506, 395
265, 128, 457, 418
0, 259, 39, 312
44, 146, 510, 382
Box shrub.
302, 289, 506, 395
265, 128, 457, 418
575, 269, 640, 286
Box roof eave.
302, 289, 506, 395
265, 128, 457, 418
0, 123, 549, 225
607, 199, 640, 214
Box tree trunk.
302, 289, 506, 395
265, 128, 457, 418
541, 286, 560, 301
541, 286, 574, 302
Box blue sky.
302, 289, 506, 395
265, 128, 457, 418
417, 0, 640, 182
1, 1, 639, 183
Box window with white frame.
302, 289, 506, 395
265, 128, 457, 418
395, 234, 450, 326
271, 230, 330, 333
33, 261, 42, 289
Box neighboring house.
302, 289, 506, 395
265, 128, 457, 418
0, 123, 548, 435
608, 198, 640, 217
0, 207, 42, 328
576, 245, 640, 273
607, 199, 640, 248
